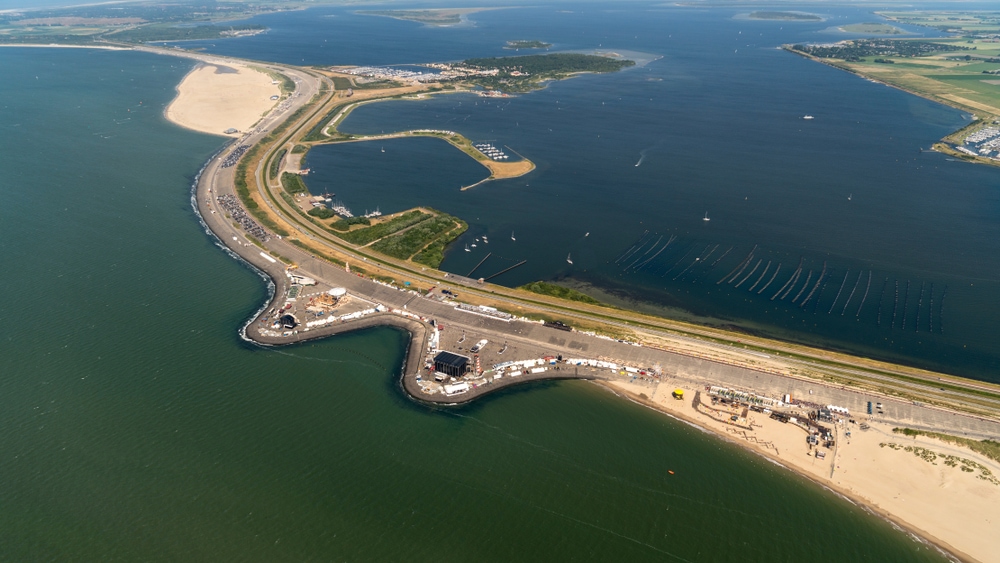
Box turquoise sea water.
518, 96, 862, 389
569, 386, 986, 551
179, 2, 1000, 379
0, 45, 950, 560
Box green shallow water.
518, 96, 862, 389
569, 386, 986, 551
0, 48, 947, 561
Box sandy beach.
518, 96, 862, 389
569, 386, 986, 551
602, 379, 999, 563
165, 63, 279, 137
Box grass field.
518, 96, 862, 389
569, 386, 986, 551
280, 172, 309, 195
371, 214, 464, 262
335, 210, 430, 246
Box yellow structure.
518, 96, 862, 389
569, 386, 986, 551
672, 389, 684, 400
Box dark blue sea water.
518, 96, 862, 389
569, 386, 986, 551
181, 2, 1000, 379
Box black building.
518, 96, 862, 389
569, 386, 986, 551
434, 351, 470, 378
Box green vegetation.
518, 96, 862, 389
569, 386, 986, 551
356, 9, 482, 26
234, 145, 288, 238
308, 206, 335, 219
463, 53, 634, 75
331, 76, 353, 90
791, 40, 967, 62
269, 148, 286, 179
841, 23, 907, 35
280, 172, 309, 195
330, 216, 371, 231
880, 441, 999, 484
291, 144, 308, 154
520, 281, 603, 305
505, 40, 551, 49
104, 24, 265, 43
0, 1, 286, 45
786, 26, 1000, 159
265, 70, 295, 96
457, 53, 635, 92
370, 214, 464, 265
878, 11, 1000, 35
893, 428, 1000, 464
336, 210, 430, 245
412, 219, 467, 268
352, 79, 404, 90
749, 11, 821, 21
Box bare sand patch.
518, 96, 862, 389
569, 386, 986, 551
166, 63, 279, 137
603, 379, 999, 563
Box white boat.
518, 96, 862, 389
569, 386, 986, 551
482, 236, 489, 244
803, 115, 814, 120
471, 243, 477, 248
566, 253, 573, 265
464, 244, 470, 252
703, 212, 710, 222
848, 193, 853, 201
511, 231, 516, 241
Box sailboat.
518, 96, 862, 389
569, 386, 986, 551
464, 244, 470, 252
566, 253, 573, 265
848, 193, 853, 201
381, 147, 385, 153
703, 212, 711, 222
511, 231, 516, 241
482, 236, 489, 244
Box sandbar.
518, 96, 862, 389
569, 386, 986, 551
166, 63, 279, 137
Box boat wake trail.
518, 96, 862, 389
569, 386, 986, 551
634, 145, 655, 167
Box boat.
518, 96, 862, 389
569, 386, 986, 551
381, 147, 385, 153
482, 236, 489, 244
703, 212, 710, 222
566, 253, 573, 265
848, 193, 853, 201
511, 231, 516, 241
803, 115, 814, 120
464, 244, 470, 252
584, 232, 590, 237
471, 243, 477, 248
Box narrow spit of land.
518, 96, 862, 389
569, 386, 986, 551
119, 42, 1000, 563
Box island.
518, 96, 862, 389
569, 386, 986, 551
355, 8, 498, 27
426, 53, 636, 93
748, 11, 822, 21
0, 0, 281, 44
504, 40, 552, 50
786, 22, 1000, 167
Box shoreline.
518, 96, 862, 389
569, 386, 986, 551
783, 46, 1000, 169
162, 44, 998, 562
596, 380, 993, 563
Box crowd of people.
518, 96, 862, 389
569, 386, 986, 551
217, 194, 270, 242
